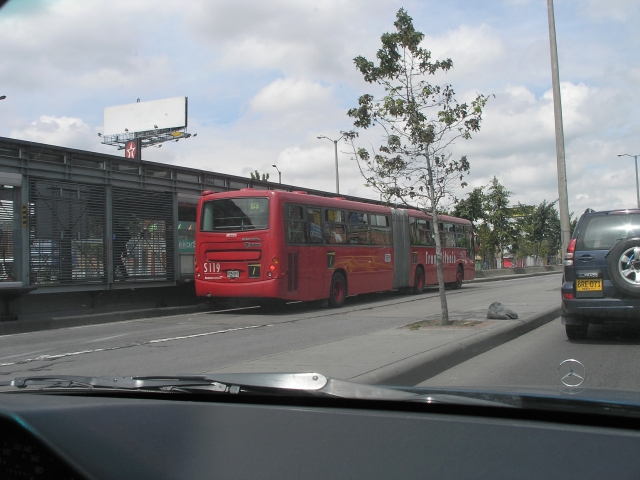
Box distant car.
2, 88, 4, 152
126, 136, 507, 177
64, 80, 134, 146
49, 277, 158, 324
561, 208, 640, 339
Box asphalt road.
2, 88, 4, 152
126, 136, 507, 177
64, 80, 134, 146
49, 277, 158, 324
0, 274, 561, 380
419, 318, 640, 390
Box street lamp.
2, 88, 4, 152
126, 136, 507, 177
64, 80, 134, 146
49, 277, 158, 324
317, 134, 346, 194
272, 164, 281, 184
617, 153, 640, 208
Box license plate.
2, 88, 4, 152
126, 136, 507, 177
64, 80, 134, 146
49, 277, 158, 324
576, 279, 602, 291
227, 270, 240, 279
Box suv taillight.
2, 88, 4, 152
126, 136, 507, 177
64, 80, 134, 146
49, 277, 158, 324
564, 238, 577, 266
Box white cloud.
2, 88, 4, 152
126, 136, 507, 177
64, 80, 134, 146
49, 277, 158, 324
580, 0, 640, 22
250, 79, 335, 115
0, 0, 173, 92
8, 115, 113, 154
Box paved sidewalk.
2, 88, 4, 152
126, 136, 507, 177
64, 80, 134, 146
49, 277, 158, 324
206, 278, 561, 386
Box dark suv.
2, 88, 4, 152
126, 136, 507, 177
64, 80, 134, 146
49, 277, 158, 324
561, 208, 640, 339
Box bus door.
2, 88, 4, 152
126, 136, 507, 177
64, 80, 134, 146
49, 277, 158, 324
284, 205, 309, 299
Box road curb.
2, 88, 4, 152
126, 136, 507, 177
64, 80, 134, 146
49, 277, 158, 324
351, 305, 561, 387
469, 270, 562, 283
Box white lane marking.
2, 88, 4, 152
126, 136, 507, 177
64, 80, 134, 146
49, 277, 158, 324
0, 304, 263, 340
0, 324, 271, 367
0, 349, 49, 361
85, 334, 129, 344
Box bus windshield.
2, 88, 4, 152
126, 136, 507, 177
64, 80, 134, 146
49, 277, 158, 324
201, 198, 269, 232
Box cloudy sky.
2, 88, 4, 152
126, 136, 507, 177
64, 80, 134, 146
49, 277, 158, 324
1, 0, 639, 215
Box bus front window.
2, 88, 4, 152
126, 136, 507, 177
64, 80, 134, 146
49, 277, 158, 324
201, 198, 269, 232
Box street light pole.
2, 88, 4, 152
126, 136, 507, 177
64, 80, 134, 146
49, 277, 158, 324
617, 154, 640, 208
272, 164, 281, 184
547, 0, 572, 257
317, 134, 346, 194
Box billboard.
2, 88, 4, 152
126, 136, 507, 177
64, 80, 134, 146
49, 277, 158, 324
103, 96, 187, 136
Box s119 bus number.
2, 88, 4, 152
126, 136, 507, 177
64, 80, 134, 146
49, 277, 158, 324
204, 263, 221, 273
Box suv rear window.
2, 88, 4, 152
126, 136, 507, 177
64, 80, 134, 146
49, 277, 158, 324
576, 214, 640, 250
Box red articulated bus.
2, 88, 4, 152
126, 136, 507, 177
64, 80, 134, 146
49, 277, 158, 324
195, 189, 475, 307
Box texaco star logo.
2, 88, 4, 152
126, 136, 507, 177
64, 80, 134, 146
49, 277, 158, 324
125, 140, 137, 159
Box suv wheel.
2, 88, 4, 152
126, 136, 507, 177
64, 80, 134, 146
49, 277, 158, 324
608, 237, 640, 297
565, 324, 588, 340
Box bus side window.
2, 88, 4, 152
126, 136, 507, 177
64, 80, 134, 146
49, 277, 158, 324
409, 217, 417, 245
347, 212, 369, 245
411, 219, 430, 246
308, 207, 323, 244
325, 209, 344, 223
325, 223, 346, 244
286, 205, 307, 244
371, 215, 392, 245
464, 226, 474, 257
324, 209, 346, 244
454, 224, 464, 248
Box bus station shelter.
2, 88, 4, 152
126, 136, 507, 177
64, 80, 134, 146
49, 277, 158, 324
0, 136, 382, 320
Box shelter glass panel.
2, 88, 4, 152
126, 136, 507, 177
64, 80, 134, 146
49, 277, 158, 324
0, 186, 16, 281
112, 188, 175, 281
29, 178, 106, 285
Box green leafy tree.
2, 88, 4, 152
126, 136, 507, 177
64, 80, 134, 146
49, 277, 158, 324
508, 203, 535, 266
483, 177, 513, 268
250, 170, 269, 181
517, 200, 561, 264
453, 186, 485, 229
344, 8, 487, 325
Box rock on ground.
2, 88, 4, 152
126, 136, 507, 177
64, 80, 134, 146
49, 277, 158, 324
487, 302, 519, 320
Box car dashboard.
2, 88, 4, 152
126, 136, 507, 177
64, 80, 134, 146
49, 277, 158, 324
2, 390, 640, 479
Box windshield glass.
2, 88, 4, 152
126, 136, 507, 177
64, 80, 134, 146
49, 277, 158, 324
1, 0, 640, 415
201, 198, 269, 232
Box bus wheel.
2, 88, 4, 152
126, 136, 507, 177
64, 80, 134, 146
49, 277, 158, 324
329, 273, 347, 308
454, 266, 463, 289
413, 268, 425, 295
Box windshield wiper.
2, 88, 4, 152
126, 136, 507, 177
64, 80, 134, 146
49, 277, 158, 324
0, 373, 327, 393
0, 373, 514, 407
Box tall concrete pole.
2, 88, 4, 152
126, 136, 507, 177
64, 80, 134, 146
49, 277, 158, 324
547, 0, 572, 257
333, 140, 340, 195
